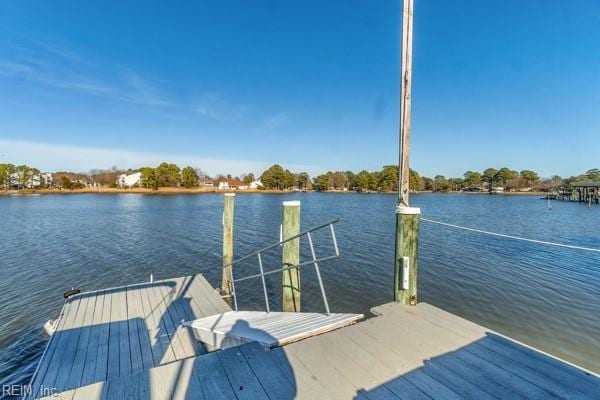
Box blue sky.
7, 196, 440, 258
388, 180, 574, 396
0, 0, 599, 178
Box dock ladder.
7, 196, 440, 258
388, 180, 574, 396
186, 219, 364, 350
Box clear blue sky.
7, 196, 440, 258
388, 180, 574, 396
0, 0, 599, 178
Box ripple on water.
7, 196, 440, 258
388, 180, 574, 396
0, 192, 598, 385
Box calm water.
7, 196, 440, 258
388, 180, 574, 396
0, 193, 599, 388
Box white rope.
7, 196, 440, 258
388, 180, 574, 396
421, 218, 600, 254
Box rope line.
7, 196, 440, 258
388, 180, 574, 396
421, 218, 600, 254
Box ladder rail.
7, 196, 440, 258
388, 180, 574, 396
233, 255, 340, 284
223, 219, 340, 269
257, 252, 270, 312
229, 219, 341, 313
307, 231, 331, 315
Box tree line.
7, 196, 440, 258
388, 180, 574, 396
0, 162, 256, 190
261, 165, 600, 193
137, 164, 263, 189
259, 165, 311, 190
259, 164, 427, 192
436, 168, 600, 192
1, 161, 599, 192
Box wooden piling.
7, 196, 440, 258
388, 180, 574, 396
282, 200, 301, 312
221, 193, 235, 300
394, 0, 419, 306
397, 0, 414, 207
394, 206, 420, 305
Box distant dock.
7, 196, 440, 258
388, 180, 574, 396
557, 182, 600, 204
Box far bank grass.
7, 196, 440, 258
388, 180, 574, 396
0, 187, 283, 195
0, 187, 547, 196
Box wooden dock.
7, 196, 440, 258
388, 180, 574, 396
30, 277, 600, 400
557, 182, 600, 204
29, 274, 230, 399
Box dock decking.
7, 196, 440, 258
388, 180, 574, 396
29, 274, 231, 399
32, 287, 600, 400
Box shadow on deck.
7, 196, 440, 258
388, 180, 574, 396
355, 332, 600, 400
29, 274, 231, 399
35, 300, 600, 399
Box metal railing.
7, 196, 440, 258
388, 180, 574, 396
226, 219, 341, 315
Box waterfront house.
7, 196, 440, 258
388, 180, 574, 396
116, 172, 142, 188
40, 172, 53, 187
249, 180, 262, 189
9, 172, 41, 189
217, 178, 247, 190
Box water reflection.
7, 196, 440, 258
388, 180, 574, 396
0, 193, 599, 387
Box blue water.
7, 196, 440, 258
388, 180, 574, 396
0, 193, 598, 388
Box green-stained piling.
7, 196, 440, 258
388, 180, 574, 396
282, 200, 301, 312
394, 206, 420, 305
221, 193, 235, 301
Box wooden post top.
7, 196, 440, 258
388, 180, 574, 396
283, 200, 301, 207
396, 205, 421, 215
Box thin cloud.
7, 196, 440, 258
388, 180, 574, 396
0, 43, 173, 107
264, 112, 288, 129
195, 94, 248, 120
38, 42, 87, 64
0, 139, 318, 177
0, 59, 116, 95
0, 60, 34, 76
195, 95, 224, 119
44, 74, 117, 95
119, 68, 173, 107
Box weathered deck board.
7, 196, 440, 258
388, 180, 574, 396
63, 293, 96, 390
30, 274, 230, 396
216, 347, 270, 400
28, 298, 74, 399
411, 303, 600, 398
146, 282, 181, 363
366, 304, 553, 399
187, 274, 230, 315
107, 287, 129, 380
94, 288, 112, 383
138, 280, 173, 365
79, 290, 105, 387
238, 342, 296, 399
388, 303, 598, 399
126, 285, 154, 373
154, 281, 197, 360
35, 297, 600, 400
35, 293, 83, 397
162, 277, 203, 357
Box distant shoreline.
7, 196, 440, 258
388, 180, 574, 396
0, 187, 548, 196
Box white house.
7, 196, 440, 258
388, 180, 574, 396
41, 173, 53, 187
218, 181, 229, 190
217, 179, 247, 190
117, 172, 142, 188
9, 172, 41, 189
249, 180, 262, 190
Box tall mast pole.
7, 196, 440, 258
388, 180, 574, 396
394, 0, 420, 306
398, 0, 414, 207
